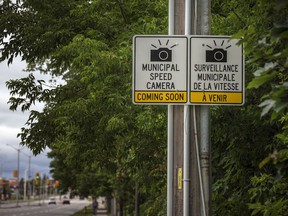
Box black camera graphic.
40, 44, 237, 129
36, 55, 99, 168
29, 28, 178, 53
206, 48, 227, 62
151, 48, 172, 62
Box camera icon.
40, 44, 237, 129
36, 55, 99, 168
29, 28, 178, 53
151, 48, 172, 62
206, 48, 227, 62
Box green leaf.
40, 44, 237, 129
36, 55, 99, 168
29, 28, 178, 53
259, 156, 272, 169
247, 73, 276, 89
254, 62, 278, 77
259, 99, 276, 116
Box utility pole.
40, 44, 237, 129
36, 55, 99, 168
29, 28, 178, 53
28, 155, 31, 206
6, 144, 21, 207
17, 148, 20, 207
22, 151, 32, 206
17, 150, 34, 207
190, 0, 212, 215
196, 1, 212, 215
169, 0, 185, 215
168, 0, 211, 215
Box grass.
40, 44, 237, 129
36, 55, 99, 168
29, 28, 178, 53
71, 202, 109, 216
71, 204, 93, 216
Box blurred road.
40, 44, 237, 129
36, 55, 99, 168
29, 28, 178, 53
0, 198, 90, 216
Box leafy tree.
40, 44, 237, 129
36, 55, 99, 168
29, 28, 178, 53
239, 0, 288, 214
2, 0, 168, 215
211, 0, 288, 215
2, 0, 287, 215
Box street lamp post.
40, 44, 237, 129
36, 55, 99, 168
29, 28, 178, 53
0, 148, 2, 178
24, 169, 28, 202
6, 144, 23, 207
0, 148, 2, 207
28, 155, 31, 205
17, 148, 20, 207
21, 152, 31, 206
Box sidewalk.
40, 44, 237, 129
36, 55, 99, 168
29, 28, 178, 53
0, 200, 46, 208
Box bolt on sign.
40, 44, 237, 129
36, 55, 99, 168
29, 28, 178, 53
190, 36, 244, 105
133, 35, 188, 104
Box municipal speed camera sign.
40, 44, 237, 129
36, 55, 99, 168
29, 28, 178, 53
190, 36, 244, 105
133, 35, 188, 104
132, 35, 245, 106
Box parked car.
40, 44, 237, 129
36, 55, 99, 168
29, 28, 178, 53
62, 196, 70, 204
48, 197, 56, 205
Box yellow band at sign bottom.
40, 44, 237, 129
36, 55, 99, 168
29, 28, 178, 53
190, 92, 243, 104
134, 91, 187, 103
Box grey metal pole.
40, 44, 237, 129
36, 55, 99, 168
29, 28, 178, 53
200, 107, 210, 216
6, 144, 20, 207
183, 0, 192, 215
24, 169, 27, 201
167, 105, 174, 216
183, 104, 190, 216
0, 163, 2, 178
167, 0, 175, 215
199, 0, 211, 215
38, 173, 41, 206
21, 151, 32, 206
17, 148, 20, 207
28, 156, 31, 206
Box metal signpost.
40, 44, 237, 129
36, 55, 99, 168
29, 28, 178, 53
132, 1, 244, 215
133, 35, 244, 215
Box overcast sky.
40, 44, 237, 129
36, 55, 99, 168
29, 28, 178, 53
0, 57, 52, 180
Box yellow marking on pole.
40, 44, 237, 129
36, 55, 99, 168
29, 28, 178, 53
178, 168, 183, 190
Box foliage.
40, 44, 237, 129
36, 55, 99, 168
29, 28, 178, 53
242, 0, 288, 118
211, 0, 288, 215
72, 205, 93, 216
250, 114, 288, 216
211, 105, 280, 215
2, 0, 288, 215
248, 174, 288, 216
240, 0, 288, 215
1, 0, 168, 215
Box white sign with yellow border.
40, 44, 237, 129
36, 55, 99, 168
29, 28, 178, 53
190, 36, 244, 105
133, 35, 188, 104
132, 35, 244, 105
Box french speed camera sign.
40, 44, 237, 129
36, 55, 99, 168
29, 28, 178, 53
190, 36, 244, 105
133, 35, 188, 104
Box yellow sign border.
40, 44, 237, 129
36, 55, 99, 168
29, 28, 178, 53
190, 91, 243, 104
134, 91, 187, 103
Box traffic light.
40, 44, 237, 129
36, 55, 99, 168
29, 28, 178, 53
35, 172, 40, 186
55, 180, 59, 187
13, 170, 18, 178
46, 179, 50, 186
